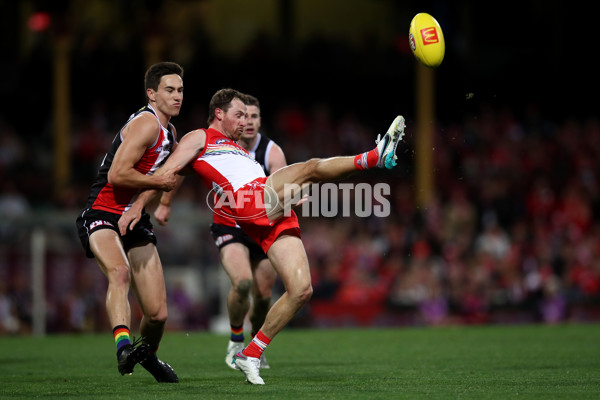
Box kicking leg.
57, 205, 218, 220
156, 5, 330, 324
265, 115, 405, 220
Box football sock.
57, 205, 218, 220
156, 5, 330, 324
230, 324, 244, 342
242, 330, 271, 358
113, 325, 131, 354
354, 148, 379, 170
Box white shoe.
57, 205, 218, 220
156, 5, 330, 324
234, 352, 265, 385
259, 353, 270, 369
225, 341, 244, 370
375, 115, 405, 169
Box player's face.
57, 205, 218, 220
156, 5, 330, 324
242, 105, 261, 140
149, 74, 183, 118
222, 98, 247, 141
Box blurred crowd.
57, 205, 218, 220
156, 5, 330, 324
1, 102, 600, 334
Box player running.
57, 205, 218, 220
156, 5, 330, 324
76, 62, 183, 382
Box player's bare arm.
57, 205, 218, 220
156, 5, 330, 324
153, 129, 207, 223
159, 128, 207, 173
117, 188, 160, 235
267, 143, 287, 174
107, 113, 180, 191
153, 173, 188, 225
118, 129, 206, 233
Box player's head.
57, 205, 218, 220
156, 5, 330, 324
145, 62, 184, 93
207, 88, 246, 124
242, 94, 261, 140
208, 88, 247, 140
144, 62, 184, 117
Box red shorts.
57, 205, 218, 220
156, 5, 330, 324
231, 177, 301, 253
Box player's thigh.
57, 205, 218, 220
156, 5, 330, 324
89, 228, 130, 277
252, 258, 277, 297
127, 242, 167, 315
220, 242, 253, 284
266, 235, 311, 292
266, 162, 315, 203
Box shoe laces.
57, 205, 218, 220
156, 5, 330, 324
131, 336, 145, 348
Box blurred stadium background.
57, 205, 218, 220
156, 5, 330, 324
1, 0, 599, 336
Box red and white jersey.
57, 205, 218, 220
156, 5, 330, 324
210, 132, 277, 226
192, 128, 265, 224
82, 104, 175, 214
192, 128, 265, 192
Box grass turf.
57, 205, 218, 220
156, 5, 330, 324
1, 324, 599, 399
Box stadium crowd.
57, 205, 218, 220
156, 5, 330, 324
1, 101, 600, 334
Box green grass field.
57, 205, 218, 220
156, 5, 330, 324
1, 324, 599, 399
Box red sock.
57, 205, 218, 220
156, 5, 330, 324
354, 148, 379, 170
242, 330, 271, 358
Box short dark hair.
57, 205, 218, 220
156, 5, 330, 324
244, 94, 260, 109
207, 88, 246, 124
144, 62, 184, 92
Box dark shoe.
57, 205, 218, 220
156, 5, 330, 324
117, 338, 151, 375
140, 355, 179, 383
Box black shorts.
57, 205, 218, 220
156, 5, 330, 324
210, 223, 268, 261
76, 208, 157, 259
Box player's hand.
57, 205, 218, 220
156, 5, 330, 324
154, 203, 171, 226
294, 193, 309, 207
118, 207, 142, 235
157, 166, 182, 191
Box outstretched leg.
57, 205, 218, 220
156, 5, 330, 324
265, 115, 405, 220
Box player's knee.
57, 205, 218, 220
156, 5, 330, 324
147, 305, 168, 325
291, 282, 313, 305
152, 311, 168, 325
301, 284, 313, 304
234, 278, 252, 297
254, 288, 273, 303
109, 264, 131, 288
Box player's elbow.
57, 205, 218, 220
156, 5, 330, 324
107, 168, 123, 186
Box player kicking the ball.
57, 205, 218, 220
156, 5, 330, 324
119, 89, 405, 385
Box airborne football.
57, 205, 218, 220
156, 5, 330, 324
409, 12, 445, 68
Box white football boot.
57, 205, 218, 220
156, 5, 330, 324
234, 351, 265, 385
225, 340, 244, 370
375, 115, 405, 169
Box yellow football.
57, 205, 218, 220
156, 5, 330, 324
409, 13, 445, 68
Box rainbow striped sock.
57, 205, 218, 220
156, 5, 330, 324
113, 325, 131, 353
230, 324, 244, 342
